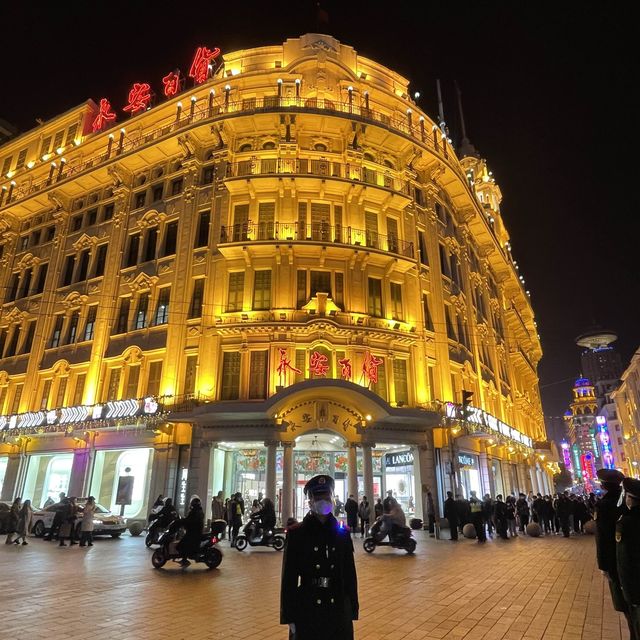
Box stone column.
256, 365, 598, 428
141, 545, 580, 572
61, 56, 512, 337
528, 464, 539, 495
281, 442, 294, 523
347, 443, 358, 499
68, 446, 91, 498
412, 436, 440, 520
362, 444, 374, 505
264, 440, 278, 502
479, 450, 494, 497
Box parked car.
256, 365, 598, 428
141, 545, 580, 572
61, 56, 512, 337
31, 499, 126, 538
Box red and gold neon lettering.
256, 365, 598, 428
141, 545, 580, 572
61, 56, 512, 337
92, 98, 116, 132
309, 351, 329, 377
162, 71, 181, 97
338, 358, 352, 380
123, 82, 152, 114
189, 46, 221, 84
362, 351, 383, 384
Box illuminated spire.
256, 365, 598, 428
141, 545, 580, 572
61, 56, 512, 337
455, 80, 479, 159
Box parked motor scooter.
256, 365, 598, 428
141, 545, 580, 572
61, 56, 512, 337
234, 515, 285, 551
363, 517, 417, 554
151, 524, 223, 569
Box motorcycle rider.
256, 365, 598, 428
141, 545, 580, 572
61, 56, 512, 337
152, 498, 177, 531
249, 497, 276, 542
379, 493, 406, 542
176, 497, 205, 567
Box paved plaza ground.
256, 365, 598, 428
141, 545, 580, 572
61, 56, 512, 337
0, 528, 628, 640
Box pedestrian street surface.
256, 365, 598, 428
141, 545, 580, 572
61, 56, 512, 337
0, 530, 628, 640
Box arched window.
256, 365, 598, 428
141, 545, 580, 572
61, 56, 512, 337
363, 152, 375, 162
239, 143, 252, 152
262, 141, 276, 150
383, 159, 394, 169
110, 448, 152, 518
314, 143, 328, 152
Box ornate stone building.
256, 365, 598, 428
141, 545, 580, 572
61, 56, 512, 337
0, 34, 551, 523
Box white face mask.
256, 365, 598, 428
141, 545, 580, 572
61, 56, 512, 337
311, 499, 333, 515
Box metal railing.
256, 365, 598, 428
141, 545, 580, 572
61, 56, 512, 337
225, 158, 411, 195
219, 221, 414, 258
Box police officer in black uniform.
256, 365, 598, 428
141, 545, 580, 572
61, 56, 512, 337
594, 469, 632, 637
281, 474, 359, 640
617, 477, 640, 640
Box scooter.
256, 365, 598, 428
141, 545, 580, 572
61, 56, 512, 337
151, 524, 223, 569
145, 516, 175, 548
363, 517, 417, 554
234, 516, 285, 551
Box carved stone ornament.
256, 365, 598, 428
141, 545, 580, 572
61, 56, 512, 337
136, 210, 167, 230
16, 253, 41, 269
0, 213, 17, 234
62, 291, 88, 310
72, 233, 99, 252
123, 347, 143, 365
128, 272, 158, 293
52, 360, 71, 377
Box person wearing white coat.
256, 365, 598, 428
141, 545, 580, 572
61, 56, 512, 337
80, 496, 97, 547
15, 500, 32, 545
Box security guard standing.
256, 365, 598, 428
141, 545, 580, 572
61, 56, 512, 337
281, 474, 359, 639
617, 477, 640, 640
594, 469, 633, 637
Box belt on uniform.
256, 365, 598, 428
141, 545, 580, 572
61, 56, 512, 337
304, 577, 332, 588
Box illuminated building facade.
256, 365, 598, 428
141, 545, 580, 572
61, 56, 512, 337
613, 349, 640, 479
0, 34, 550, 522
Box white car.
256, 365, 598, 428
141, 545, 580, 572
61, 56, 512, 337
31, 499, 127, 538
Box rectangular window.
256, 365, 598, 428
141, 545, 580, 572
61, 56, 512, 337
40, 379, 52, 410
31, 229, 41, 247
232, 204, 250, 241
102, 204, 114, 221
195, 210, 211, 247
248, 351, 268, 399
371, 358, 387, 401
5, 327, 20, 357
71, 215, 83, 232
162, 221, 178, 256
221, 352, 241, 400
134, 293, 150, 329
94, 244, 108, 277
86, 209, 97, 226
19, 267, 32, 298
61, 255, 75, 286
393, 360, 409, 405
334, 272, 344, 308
65, 123, 78, 146
125, 234, 140, 267
184, 355, 198, 396
20, 236, 29, 251
227, 272, 244, 312
189, 279, 204, 319
422, 294, 434, 332
35, 263, 48, 293
55, 377, 67, 408
154, 287, 170, 325
252, 270, 272, 310
257, 202, 275, 240
296, 270, 308, 307
365, 211, 379, 248
418, 231, 429, 266
72, 373, 86, 406
40, 136, 52, 157
147, 361, 163, 396
445, 306, 457, 341
15, 148, 28, 170
390, 282, 403, 321
66, 311, 80, 344
115, 297, 131, 334
22, 320, 36, 354
50, 315, 64, 347
84, 306, 97, 341
334, 205, 343, 242
386, 217, 399, 253
0, 329, 7, 356
297, 202, 307, 238
45, 225, 55, 242
367, 278, 383, 317
439, 244, 451, 279
143, 228, 158, 262
152, 184, 164, 202
134, 191, 147, 209
76, 249, 90, 282
126, 365, 141, 398
171, 178, 183, 195
52, 130, 64, 152
310, 203, 330, 241
310, 271, 331, 297
7, 273, 19, 302
457, 315, 469, 349
201, 166, 214, 185
106, 368, 121, 401
11, 383, 24, 413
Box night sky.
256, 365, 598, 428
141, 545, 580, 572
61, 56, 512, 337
1, 2, 637, 417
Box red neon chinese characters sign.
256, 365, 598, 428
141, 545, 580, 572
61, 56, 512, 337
277, 348, 301, 385
362, 352, 383, 384
309, 351, 329, 377
338, 358, 352, 380
123, 82, 152, 114
162, 71, 181, 97
189, 46, 221, 84
92, 98, 116, 132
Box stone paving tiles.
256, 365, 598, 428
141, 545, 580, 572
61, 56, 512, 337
0, 529, 628, 639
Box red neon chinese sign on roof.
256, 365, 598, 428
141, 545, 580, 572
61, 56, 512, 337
309, 351, 329, 377
162, 71, 181, 97
362, 352, 383, 385
189, 46, 221, 84
123, 82, 152, 114
92, 98, 116, 133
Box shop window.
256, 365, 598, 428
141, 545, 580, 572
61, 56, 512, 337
55, 378, 67, 408
252, 270, 272, 310
84, 306, 97, 341
106, 368, 121, 401
184, 355, 198, 396
195, 210, 211, 248
23, 454, 73, 508
367, 278, 383, 317
147, 361, 163, 396
189, 279, 204, 319
221, 352, 241, 400
390, 282, 403, 321
126, 365, 140, 398
50, 315, 64, 347
35, 262, 48, 294
154, 287, 170, 325
134, 293, 150, 329
72, 373, 85, 406
115, 297, 131, 334
162, 221, 178, 256
394, 360, 409, 406
107, 449, 153, 518
227, 272, 244, 312
248, 351, 268, 399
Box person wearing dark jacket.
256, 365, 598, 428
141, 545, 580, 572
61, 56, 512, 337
281, 474, 358, 640
43, 492, 67, 541
455, 494, 470, 533
176, 497, 205, 567
469, 491, 486, 543
616, 477, 640, 640
595, 469, 632, 638
374, 498, 383, 519
556, 492, 571, 537
344, 495, 359, 536
251, 497, 277, 540
493, 495, 509, 540
516, 493, 530, 532
481, 494, 494, 538
443, 491, 458, 540
229, 492, 244, 547
4, 498, 21, 544
532, 494, 545, 528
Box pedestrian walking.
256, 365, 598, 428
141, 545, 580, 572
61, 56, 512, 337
425, 491, 436, 537
516, 493, 530, 533
14, 499, 33, 545
357, 496, 370, 538
374, 498, 383, 520
44, 492, 67, 541
506, 495, 518, 538
79, 496, 97, 547
482, 494, 494, 538
469, 491, 486, 543
556, 491, 571, 537
280, 474, 359, 640
230, 492, 244, 547
344, 494, 358, 535
4, 498, 21, 544
493, 495, 509, 540
455, 494, 470, 533
57, 498, 72, 547
616, 477, 640, 640
443, 491, 459, 541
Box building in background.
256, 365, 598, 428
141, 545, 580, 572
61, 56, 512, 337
0, 34, 552, 523
613, 349, 640, 478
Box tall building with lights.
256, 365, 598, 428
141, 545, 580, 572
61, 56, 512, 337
613, 349, 640, 478
0, 34, 551, 524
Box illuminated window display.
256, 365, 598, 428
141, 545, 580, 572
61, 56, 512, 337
22, 453, 73, 508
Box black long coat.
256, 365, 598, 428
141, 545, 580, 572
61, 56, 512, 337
281, 513, 359, 640
616, 506, 640, 605
177, 505, 204, 556
595, 489, 623, 577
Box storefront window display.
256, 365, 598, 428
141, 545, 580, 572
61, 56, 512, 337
458, 453, 483, 498
384, 450, 415, 515
490, 459, 505, 497
0, 457, 8, 496
90, 448, 153, 519
22, 453, 73, 508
